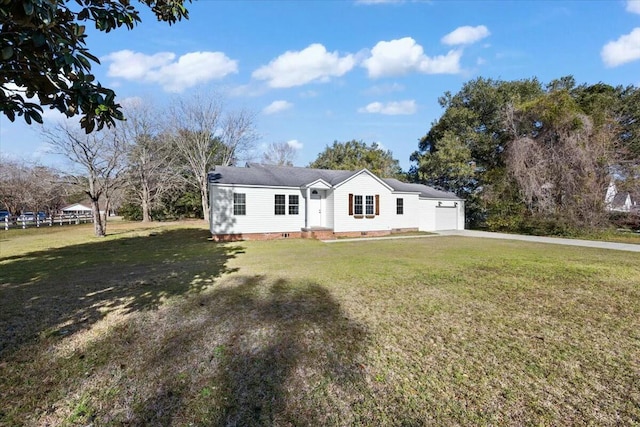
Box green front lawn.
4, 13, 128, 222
1, 223, 638, 425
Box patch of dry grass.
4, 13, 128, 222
1, 224, 639, 425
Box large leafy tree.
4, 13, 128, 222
0, 0, 189, 132
412, 76, 638, 231
410, 77, 544, 225
310, 140, 403, 179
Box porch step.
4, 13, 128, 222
301, 228, 336, 240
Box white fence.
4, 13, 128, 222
2, 214, 94, 230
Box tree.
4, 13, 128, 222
261, 142, 297, 166
167, 94, 258, 221
412, 76, 638, 232
309, 140, 403, 178
43, 123, 127, 236
503, 90, 615, 229
0, 0, 189, 132
0, 157, 31, 214
120, 101, 178, 222
0, 157, 67, 215
573, 82, 640, 160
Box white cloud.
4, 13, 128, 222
103, 50, 238, 92
601, 28, 640, 67
441, 25, 490, 45
262, 100, 293, 115
358, 100, 417, 115
362, 37, 462, 78
287, 139, 303, 150
627, 0, 640, 14
252, 44, 356, 88
104, 51, 174, 79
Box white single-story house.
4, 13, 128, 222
208, 163, 464, 240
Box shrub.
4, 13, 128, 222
609, 211, 640, 231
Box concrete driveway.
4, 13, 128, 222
437, 229, 640, 253
324, 229, 640, 252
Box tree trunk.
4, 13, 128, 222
102, 197, 111, 234
200, 182, 210, 224
141, 182, 152, 222
91, 197, 105, 237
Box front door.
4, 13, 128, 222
309, 190, 324, 227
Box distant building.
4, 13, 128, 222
605, 180, 638, 212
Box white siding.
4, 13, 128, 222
325, 190, 335, 229
332, 172, 395, 232
210, 185, 306, 234
418, 199, 436, 231
391, 193, 421, 230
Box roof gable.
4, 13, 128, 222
304, 178, 332, 189
332, 168, 395, 191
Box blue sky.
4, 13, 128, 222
1, 0, 640, 170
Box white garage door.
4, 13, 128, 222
435, 206, 458, 230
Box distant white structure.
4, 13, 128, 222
605, 180, 637, 212
61, 202, 93, 216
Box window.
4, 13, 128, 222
274, 194, 286, 215
396, 198, 404, 215
349, 194, 380, 217
289, 195, 299, 215
365, 195, 374, 215
233, 193, 246, 215
354, 195, 363, 215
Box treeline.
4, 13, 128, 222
410, 76, 640, 234
0, 160, 75, 215
1, 94, 258, 237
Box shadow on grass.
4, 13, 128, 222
128, 276, 370, 425
3, 275, 371, 425
0, 228, 242, 360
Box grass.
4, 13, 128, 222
573, 228, 640, 244
1, 222, 639, 426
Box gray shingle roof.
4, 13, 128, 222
208, 163, 461, 200
383, 178, 462, 200
209, 163, 355, 186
